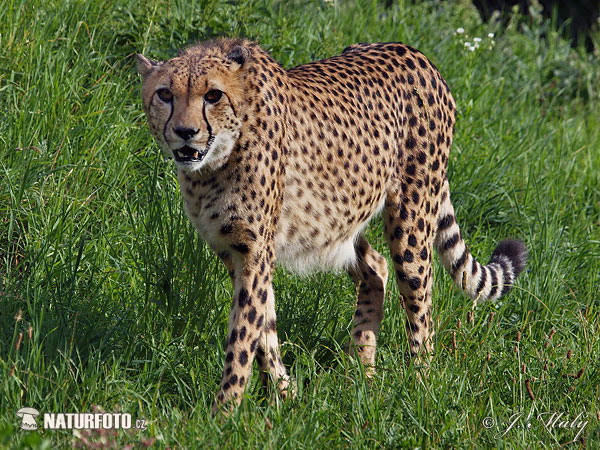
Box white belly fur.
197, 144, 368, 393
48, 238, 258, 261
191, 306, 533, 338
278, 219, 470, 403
274, 197, 386, 276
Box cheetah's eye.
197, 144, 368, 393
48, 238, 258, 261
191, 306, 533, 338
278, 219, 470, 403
204, 89, 223, 104
156, 88, 173, 103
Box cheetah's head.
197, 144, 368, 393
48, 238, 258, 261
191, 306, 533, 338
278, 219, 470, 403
136, 40, 251, 173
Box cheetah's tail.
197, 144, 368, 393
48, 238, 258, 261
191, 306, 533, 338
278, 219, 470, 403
434, 180, 527, 302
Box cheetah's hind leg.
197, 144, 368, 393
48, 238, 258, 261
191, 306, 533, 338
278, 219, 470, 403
383, 193, 435, 366
347, 235, 388, 377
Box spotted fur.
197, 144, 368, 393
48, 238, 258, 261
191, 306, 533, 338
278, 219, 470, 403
136, 38, 527, 411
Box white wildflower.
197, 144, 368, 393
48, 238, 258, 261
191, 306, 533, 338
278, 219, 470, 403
473, 37, 482, 43
456, 27, 465, 34
468, 45, 476, 52
488, 33, 495, 38
464, 41, 471, 47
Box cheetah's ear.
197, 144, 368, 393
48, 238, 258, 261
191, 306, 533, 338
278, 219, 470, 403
136, 54, 159, 78
226, 46, 251, 69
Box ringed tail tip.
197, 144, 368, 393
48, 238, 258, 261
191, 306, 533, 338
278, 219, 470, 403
490, 239, 528, 279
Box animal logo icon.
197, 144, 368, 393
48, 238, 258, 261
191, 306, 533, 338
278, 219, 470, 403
16, 407, 39, 430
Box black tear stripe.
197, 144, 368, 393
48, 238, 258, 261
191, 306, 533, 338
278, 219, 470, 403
162, 101, 174, 145
202, 103, 214, 145
225, 93, 238, 117
187, 72, 192, 106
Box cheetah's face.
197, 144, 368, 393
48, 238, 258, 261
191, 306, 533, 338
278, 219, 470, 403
136, 48, 249, 172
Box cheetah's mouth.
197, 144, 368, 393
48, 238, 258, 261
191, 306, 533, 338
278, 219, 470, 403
173, 145, 207, 163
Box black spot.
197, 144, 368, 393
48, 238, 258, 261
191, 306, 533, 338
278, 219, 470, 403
220, 223, 233, 235
400, 205, 409, 220
407, 321, 419, 332
239, 326, 247, 340
404, 250, 414, 263
231, 243, 250, 254
260, 289, 268, 304
225, 352, 234, 363
229, 329, 238, 344
408, 277, 421, 290
394, 226, 403, 239
239, 350, 249, 366
248, 307, 257, 324
408, 234, 417, 247
238, 288, 251, 307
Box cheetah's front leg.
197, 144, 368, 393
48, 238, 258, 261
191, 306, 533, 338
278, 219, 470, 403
213, 249, 289, 412
254, 284, 293, 398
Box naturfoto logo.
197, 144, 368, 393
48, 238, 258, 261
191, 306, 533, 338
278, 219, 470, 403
17, 407, 147, 431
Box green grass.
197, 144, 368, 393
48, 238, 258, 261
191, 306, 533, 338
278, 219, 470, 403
1, 0, 599, 447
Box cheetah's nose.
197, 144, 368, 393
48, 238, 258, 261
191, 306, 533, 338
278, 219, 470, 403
173, 127, 199, 141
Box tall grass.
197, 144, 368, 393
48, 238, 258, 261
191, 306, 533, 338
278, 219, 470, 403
1, 0, 598, 447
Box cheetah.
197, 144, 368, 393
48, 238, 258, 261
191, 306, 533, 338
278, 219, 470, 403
136, 38, 527, 410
